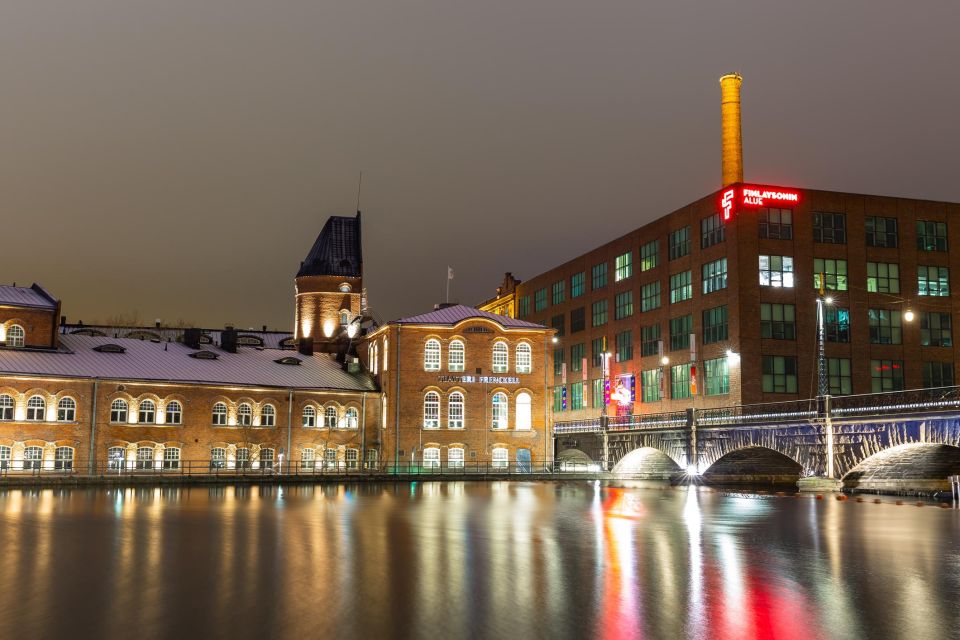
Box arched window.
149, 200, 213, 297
138, 400, 156, 424
6, 325, 25, 348
383, 338, 388, 371
163, 447, 180, 470
492, 342, 509, 373
236, 447, 250, 469
516, 343, 532, 374
260, 448, 275, 469
23, 445, 43, 470
345, 448, 359, 470
345, 407, 358, 429
423, 392, 440, 428
340, 310, 350, 325
492, 447, 509, 469
110, 399, 128, 423
210, 447, 226, 469
26, 396, 45, 421
0, 395, 14, 420
515, 392, 532, 430
302, 448, 316, 469
324, 448, 337, 469
448, 447, 465, 469
423, 447, 440, 469
261, 404, 276, 427
302, 405, 317, 428
107, 446, 126, 470
449, 340, 465, 372
365, 448, 378, 470
424, 339, 441, 371
165, 401, 183, 425
324, 406, 338, 428
54, 447, 74, 471
135, 446, 154, 470
0, 445, 10, 470
237, 403, 253, 426
57, 397, 76, 422
448, 392, 465, 429
212, 402, 227, 426
491, 392, 508, 430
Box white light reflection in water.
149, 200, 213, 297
683, 486, 705, 634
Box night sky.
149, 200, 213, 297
2, 1, 959, 331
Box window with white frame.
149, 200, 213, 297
302, 405, 316, 428
759, 255, 794, 287
301, 448, 315, 469
108, 446, 126, 470
492, 392, 508, 430
237, 403, 252, 426
423, 447, 440, 469
324, 448, 337, 469
6, 325, 25, 348
492, 447, 508, 469
0, 395, 13, 420
516, 343, 532, 374
0, 445, 9, 470
23, 446, 43, 470
365, 448, 378, 470
138, 400, 156, 424
236, 447, 251, 469
212, 402, 227, 425
260, 448, 275, 469
57, 397, 76, 422
448, 392, 464, 429
135, 447, 154, 470
261, 404, 276, 427
163, 447, 180, 470
111, 399, 128, 423
492, 342, 509, 373
515, 392, 532, 430
448, 447, 464, 469
345, 448, 358, 469
54, 446, 74, 471
164, 401, 182, 425
345, 407, 358, 429
449, 340, 465, 372
210, 447, 226, 469
324, 406, 338, 428
424, 339, 441, 371
424, 391, 440, 428
26, 396, 45, 421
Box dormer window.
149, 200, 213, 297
237, 335, 264, 347
274, 356, 302, 366
340, 310, 350, 325
94, 344, 127, 354
338, 283, 352, 293
189, 350, 219, 360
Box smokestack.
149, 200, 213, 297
720, 73, 744, 187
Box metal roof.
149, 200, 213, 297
0, 334, 377, 392
391, 305, 545, 329
297, 214, 363, 278
63, 325, 294, 349
0, 284, 58, 310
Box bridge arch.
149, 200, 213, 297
611, 447, 683, 478
842, 443, 960, 493
555, 448, 595, 471
701, 446, 803, 485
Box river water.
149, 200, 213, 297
0, 481, 958, 640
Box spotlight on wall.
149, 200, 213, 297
686, 465, 699, 476
725, 349, 740, 365
322, 320, 335, 338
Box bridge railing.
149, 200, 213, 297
697, 399, 818, 426
830, 385, 960, 417
553, 419, 603, 434
607, 411, 687, 431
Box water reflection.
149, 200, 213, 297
0, 483, 957, 639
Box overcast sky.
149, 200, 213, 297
2, 1, 958, 330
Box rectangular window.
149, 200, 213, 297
917, 220, 948, 252
640, 324, 660, 357
813, 258, 848, 291
828, 358, 852, 395
592, 379, 605, 408
553, 347, 565, 377
550, 314, 565, 337
702, 306, 728, 344
640, 240, 659, 271
668, 227, 691, 260
592, 263, 608, 290
866, 262, 900, 294
570, 307, 585, 333
534, 288, 548, 312
615, 330, 632, 362
702, 258, 727, 294
918, 265, 950, 297
760, 303, 796, 340
571, 272, 585, 298
762, 356, 798, 393
701, 213, 725, 248
614, 291, 634, 319
570, 381, 584, 410
669, 271, 693, 303
553, 386, 564, 412
813, 212, 847, 244
758, 207, 793, 239
871, 359, 904, 392
921, 312, 952, 347
704, 357, 729, 396
641, 281, 661, 311
759, 255, 794, 287
866, 216, 898, 248
592, 300, 608, 327
669, 315, 692, 351
869, 309, 902, 345
552, 280, 565, 305
923, 362, 954, 388
570, 343, 585, 372
615, 252, 633, 282
518, 295, 530, 319
825, 307, 851, 343
591, 337, 607, 367
641, 369, 661, 402
671, 363, 691, 399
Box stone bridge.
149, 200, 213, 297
554, 387, 960, 493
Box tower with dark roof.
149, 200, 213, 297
294, 212, 364, 353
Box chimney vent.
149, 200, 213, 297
183, 328, 202, 349
720, 73, 744, 187
298, 336, 314, 356
221, 328, 238, 353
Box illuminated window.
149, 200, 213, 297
324, 448, 336, 469
165, 401, 182, 425
813, 212, 846, 244
923, 362, 954, 388
570, 382, 583, 410
301, 448, 315, 469
163, 447, 180, 470
571, 272, 585, 298
828, 358, 852, 395
760, 304, 796, 340
0, 446, 9, 470
869, 309, 902, 345
261, 404, 276, 427
917, 220, 947, 252
871, 359, 904, 392
344, 448, 358, 469
423, 447, 440, 469
57, 397, 76, 422
345, 407, 358, 429
260, 448, 275, 470
702, 258, 727, 294
26, 396, 45, 421
866, 216, 898, 248
921, 312, 952, 347
615, 252, 633, 282
516, 343, 532, 373
23, 446, 43, 470
640, 240, 658, 271
570, 343, 584, 372
236, 447, 251, 469
641, 369, 661, 403
813, 258, 848, 291
918, 266, 950, 297
383, 337, 388, 371
669, 271, 692, 303
866, 262, 900, 293
449, 340, 465, 372
668, 227, 690, 260
135, 446, 154, 470
237, 403, 252, 426
302, 405, 316, 427
212, 402, 227, 425
669, 315, 692, 351
108, 447, 126, 470
138, 400, 156, 424
492, 341, 509, 373
0, 395, 13, 420
111, 399, 128, 423
762, 356, 798, 394
701, 213, 725, 248
5, 325, 25, 348
592, 378, 605, 407
614, 291, 633, 319
615, 330, 632, 362
512, 391, 532, 430
552, 386, 564, 412
592, 263, 608, 290
825, 307, 851, 343
641, 282, 661, 311
571, 307, 586, 333
641, 325, 660, 357
702, 306, 728, 344
448, 447, 464, 469
325, 406, 338, 428
365, 448, 378, 470
491, 447, 508, 469
704, 357, 729, 396
534, 288, 548, 312
423, 339, 441, 371
423, 391, 440, 428
210, 448, 226, 469
448, 392, 464, 429
591, 300, 608, 327
492, 393, 508, 430
54, 446, 73, 471
552, 280, 565, 304
759, 255, 794, 288
671, 363, 691, 399
758, 208, 793, 239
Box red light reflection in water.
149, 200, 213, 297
596, 488, 643, 640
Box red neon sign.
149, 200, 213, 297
720, 184, 801, 222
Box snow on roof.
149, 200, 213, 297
391, 304, 545, 329
0, 284, 57, 310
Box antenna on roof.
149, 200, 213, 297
356, 171, 363, 214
